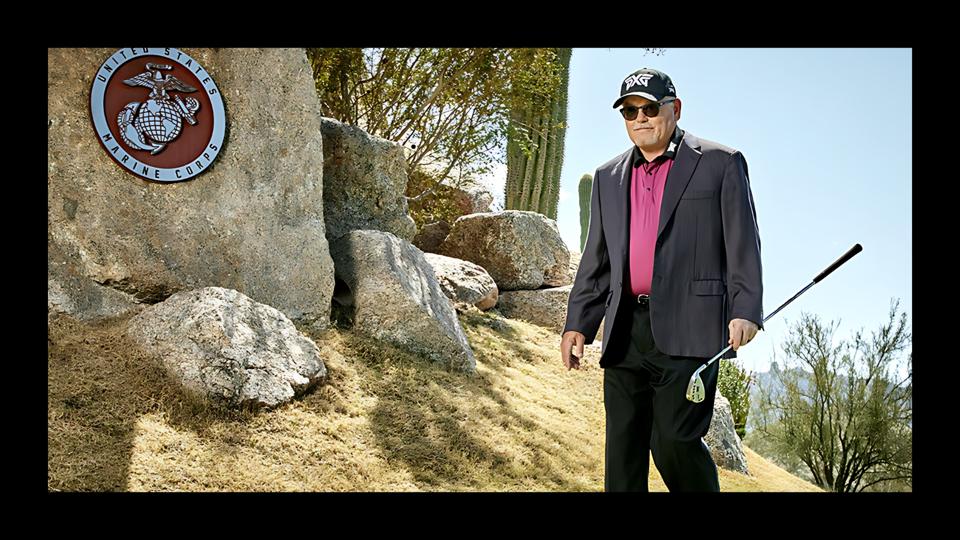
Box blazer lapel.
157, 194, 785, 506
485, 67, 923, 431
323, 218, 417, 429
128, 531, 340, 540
657, 132, 702, 240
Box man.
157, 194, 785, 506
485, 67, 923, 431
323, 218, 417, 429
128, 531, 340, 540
560, 68, 763, 492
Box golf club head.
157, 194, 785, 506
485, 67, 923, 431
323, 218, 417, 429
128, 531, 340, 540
686, 373, 706, 403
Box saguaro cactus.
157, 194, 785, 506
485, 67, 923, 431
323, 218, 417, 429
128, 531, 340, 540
578, 173, 593, 251
505, 48, 572, 221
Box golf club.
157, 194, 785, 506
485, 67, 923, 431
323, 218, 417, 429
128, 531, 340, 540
685, 243, 864, 403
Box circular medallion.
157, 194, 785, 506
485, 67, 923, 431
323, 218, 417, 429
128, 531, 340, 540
89, 47, 226, 182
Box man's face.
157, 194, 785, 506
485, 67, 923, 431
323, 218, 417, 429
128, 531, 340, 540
622, 95, 681, 151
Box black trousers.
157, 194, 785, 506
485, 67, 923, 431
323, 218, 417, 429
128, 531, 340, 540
603, 297, 721, 492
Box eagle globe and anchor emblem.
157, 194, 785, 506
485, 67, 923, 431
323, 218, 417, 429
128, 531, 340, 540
118, 62, 201, 155
89, 48, 226, 182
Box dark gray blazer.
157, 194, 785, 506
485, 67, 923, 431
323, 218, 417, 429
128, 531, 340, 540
563, 130, 763, 368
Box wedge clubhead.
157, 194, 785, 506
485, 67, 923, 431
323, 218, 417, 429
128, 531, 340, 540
687, 375, 706, 403
686, 346, 729, 403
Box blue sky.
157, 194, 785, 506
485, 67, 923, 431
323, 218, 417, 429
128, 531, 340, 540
483, 48, 911, 377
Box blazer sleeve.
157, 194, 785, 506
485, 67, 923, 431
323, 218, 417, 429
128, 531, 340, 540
720, 151, 764, 330
562, 168, 611, 344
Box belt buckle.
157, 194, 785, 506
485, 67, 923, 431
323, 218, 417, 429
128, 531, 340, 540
636, 294, 649, 305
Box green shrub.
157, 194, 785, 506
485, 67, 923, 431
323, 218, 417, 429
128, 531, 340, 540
718, 359, 753, 440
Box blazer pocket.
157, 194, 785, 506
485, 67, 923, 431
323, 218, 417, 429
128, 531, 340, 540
680, 190, 717, 200
690, 279, 726, 296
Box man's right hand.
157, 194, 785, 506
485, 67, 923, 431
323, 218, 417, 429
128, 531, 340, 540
561, 331, 586, 371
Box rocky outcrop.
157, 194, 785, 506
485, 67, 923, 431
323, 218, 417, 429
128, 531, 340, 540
412, 220, 451, 254
438, 210, 569, 291
423, 253, 498, 311
319, 117, 417, 243
329, 230, 476, 373
497, 285, 603, 341
48, 48, 335, 332
567, 249, 581, 284
124, 287, 328, 410
705, 393, 750, 475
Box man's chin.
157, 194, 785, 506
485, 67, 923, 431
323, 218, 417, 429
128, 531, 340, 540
637, 142, 660, 152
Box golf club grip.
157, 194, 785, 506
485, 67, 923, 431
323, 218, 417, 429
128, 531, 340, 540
813, 244, 862, 283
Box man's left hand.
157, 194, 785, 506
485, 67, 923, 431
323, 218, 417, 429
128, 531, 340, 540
728, 318, 759, 351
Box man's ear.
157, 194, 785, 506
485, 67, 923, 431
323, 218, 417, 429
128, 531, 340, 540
673, 98, 682, 122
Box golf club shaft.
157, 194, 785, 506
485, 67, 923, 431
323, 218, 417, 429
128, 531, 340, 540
698, 244, 863, 371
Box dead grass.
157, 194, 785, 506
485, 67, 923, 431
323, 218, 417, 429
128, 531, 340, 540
47, 308, 822, 492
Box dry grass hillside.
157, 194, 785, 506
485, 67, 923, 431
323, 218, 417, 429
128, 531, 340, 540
48, 307, 823, 492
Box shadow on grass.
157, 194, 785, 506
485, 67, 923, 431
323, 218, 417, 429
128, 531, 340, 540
315, 307, 596, 491
48, 304, 596, 492
47, 311, 270, 491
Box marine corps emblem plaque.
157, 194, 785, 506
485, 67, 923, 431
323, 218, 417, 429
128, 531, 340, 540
89, 48, 226, 182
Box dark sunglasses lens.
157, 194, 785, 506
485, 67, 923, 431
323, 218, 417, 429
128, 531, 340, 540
621, 103, 663, 120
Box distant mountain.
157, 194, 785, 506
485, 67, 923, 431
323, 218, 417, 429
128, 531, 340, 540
747, 364, 803, 433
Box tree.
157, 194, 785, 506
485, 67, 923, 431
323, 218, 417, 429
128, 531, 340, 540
753, 299, 912, 492
308, 51, 542, 189
306, 48, 669, 227
306, 48, 570, 228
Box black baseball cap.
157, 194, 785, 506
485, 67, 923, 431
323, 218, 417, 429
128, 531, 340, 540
612, 68, 677, 109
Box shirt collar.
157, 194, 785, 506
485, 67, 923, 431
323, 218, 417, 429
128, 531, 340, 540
632, 126, 685, 168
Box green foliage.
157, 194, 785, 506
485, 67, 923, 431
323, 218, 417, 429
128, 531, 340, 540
718, 359, 753, 440
753, 299, 912, 492
578, 173, 592, 251
306, 48, 534, 206
306, 48, 367, 123
304, 48, 663, 228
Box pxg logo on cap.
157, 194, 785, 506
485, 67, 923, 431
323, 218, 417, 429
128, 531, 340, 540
613, 68, 677, 109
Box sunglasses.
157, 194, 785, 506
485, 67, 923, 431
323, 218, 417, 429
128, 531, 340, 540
619, 98, 677, 120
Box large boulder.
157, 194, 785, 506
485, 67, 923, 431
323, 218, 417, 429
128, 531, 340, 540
423, 253, 498, 311
48, 48, 335, 332
124, 287, 328, 410
329, 230, 476, 373
497, 285, 602, 341
438, 210, 569, 291
320, 117, 417, 242
705, 393, 750, 475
